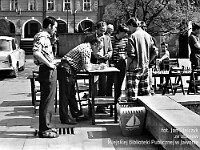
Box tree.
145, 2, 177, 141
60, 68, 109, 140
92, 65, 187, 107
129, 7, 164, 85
103, 0, 200, 36
0, 19, 10, 35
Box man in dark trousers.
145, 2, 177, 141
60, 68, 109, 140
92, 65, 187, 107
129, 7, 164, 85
33, 16, 58, 138
57, 37, 102, 124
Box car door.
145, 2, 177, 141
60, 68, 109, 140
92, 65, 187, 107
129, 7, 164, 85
10, 39, 19, 69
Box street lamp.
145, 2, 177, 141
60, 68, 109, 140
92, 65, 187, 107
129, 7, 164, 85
66, 5, 70, 33
73, 9, 77, 33
43, 0, 46, 21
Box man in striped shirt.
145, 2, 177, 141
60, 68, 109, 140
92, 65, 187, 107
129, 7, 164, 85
106, 24, 129, 100
57, 37, 101, 124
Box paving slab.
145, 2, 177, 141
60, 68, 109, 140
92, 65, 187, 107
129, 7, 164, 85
0, 56, 164, 150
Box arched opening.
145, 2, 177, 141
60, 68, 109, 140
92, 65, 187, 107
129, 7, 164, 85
57, 20, 67, 34
78, 20, 95, 33
0, 19, 15, 35
9, 21, 15, 34
24, 20, 41, 38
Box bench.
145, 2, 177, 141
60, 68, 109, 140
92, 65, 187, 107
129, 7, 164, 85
138, 95, 200, 150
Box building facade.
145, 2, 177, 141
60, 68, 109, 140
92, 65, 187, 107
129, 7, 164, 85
0, 0, 100, 38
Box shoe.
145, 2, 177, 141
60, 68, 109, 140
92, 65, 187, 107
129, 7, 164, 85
73, 111, 83, 118
38, 130, 59, 138
76, 114, 90, 122
61, 118, 77, 125
96, 106, 108, 114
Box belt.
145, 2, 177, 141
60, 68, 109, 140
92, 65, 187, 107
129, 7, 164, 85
40, 64, 54, 70
58, 59, 76, 76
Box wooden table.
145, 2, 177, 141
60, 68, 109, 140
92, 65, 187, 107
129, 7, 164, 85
86, 67, 119, 125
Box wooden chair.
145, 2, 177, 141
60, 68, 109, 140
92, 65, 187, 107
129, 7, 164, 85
187, 66, 200, 95
31, 71, 40, 114
157, 59, 179, 88
161, 59, 185, 95
75, 73, 91, 115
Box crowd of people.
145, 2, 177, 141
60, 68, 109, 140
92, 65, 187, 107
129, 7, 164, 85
33, 16, 194, 138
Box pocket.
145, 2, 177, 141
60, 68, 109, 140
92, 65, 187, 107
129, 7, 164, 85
39, 67, 57, 82
195, 54, 200, 66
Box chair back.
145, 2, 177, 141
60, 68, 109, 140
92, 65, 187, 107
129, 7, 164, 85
162, 59, 179, 70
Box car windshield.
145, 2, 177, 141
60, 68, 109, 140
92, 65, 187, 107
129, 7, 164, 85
0, 40, 10, 51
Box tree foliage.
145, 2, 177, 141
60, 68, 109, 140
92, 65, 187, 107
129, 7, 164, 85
0, 19, 10, 35
103, 0, 200, 36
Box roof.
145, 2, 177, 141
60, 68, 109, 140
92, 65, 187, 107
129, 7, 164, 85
0, 36, 14, 40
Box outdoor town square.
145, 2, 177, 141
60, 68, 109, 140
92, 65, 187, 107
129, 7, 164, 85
0, 0, 200, 150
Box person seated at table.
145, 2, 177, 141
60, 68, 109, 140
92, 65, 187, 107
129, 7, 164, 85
158, 42, 170, 70
57, 37, 102, 125
158, 42, 170, 84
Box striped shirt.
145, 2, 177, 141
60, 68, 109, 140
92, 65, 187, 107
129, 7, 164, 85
111, 35, 128, 62
62, 43, 92, 71
32, 31, 54, 65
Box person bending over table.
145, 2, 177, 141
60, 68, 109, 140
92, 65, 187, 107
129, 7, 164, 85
57, 37, 102, 125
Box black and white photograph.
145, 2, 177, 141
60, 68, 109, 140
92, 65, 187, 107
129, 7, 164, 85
0, 0, 199, 150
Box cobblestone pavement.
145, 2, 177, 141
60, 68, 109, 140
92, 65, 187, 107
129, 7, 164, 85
0, 55, 164, 150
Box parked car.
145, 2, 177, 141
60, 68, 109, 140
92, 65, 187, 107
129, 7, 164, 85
0, 36, 26, 77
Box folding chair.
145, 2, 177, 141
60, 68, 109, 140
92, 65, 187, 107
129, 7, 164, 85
158, 59, 179, 88
187, 66, 200, 95
161, 59, 185, 95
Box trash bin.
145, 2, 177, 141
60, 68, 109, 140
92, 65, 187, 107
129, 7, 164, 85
117, 99, 146, 137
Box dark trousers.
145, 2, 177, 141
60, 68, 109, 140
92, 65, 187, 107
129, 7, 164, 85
106, 59, 126, 99
57, 66, 80, 122
38, 65, 57, 132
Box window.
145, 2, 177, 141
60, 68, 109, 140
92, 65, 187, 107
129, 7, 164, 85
64, 0, 71, 11
28, 0, 37, 10
10, 0, 18, 11
47, 0, 54, 11
83, 0, 91, 11
0, 40, 10, 52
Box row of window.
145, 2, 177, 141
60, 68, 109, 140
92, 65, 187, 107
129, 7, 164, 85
0, 0, 92, 11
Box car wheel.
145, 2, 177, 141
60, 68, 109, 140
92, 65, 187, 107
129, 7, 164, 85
10, 67, 18, 78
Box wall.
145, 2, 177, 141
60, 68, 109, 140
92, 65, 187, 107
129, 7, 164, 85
58, 33, 92, 56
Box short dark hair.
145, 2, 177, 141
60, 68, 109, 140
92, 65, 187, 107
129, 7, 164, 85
89, 37, 101, 45
126, 17, 139, 27
192, 23, 200, 31
43, 16, 57, 28
117, 23, 129, 34
95, 21, 107, 29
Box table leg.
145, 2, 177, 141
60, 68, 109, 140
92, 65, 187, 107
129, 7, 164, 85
30, 78, 35, 106
162, 76, 170, 95
114, 72, 118, 123
90, 75, 95, 125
